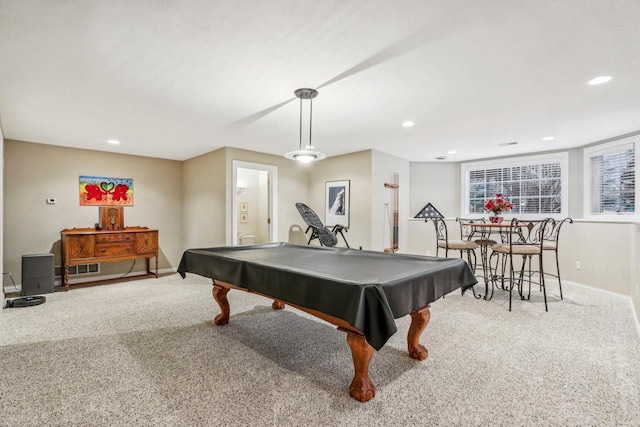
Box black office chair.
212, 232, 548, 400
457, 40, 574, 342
295, 203, 349, 247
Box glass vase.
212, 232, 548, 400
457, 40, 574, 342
489, 212, 503, 224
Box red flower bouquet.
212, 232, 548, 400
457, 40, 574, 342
484, 193, 513, 223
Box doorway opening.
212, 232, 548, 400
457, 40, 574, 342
231, 161, 278, 246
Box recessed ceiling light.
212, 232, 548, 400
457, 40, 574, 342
447, 150, 457, 154
542, 136, 555, 141
107, 139, 120, 145
402, 121, 415, 127
587, 76, 612, 85
498, 141, 518, 146
305, 145, 315, 149
435, 156, 447, 160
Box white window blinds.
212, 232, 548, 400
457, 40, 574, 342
586, 140, 636, 215
462, 153, 568, 218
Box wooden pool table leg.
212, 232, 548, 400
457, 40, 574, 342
210, 279, 377, 402
341, 328, 376, 402
407, 304, 431, 360
212, 285, 231, 326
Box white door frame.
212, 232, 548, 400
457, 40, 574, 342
230, 160, 278, 245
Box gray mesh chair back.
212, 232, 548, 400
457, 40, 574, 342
295, 203, 339, 247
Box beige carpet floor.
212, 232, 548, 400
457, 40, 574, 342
1, 273, 639, 426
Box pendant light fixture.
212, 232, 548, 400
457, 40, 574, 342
284, 88, 326, 163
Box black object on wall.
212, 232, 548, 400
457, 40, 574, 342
22, 254, 55, 296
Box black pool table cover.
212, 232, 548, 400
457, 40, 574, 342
178, 243, 477, 350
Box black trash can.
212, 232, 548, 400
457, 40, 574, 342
22, 254, 55, 295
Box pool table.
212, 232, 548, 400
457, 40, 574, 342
178, 243, 476, 402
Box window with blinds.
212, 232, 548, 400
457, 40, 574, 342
584, 138, 637, 216
462, 153, 568, 218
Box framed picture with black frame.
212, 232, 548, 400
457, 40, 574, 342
325, 180, 350, 227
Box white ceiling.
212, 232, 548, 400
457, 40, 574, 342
1, 0, 639, 162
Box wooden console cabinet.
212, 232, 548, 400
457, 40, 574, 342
61, 226, 158, 290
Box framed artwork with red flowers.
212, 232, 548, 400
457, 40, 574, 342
79, 175, 134, 206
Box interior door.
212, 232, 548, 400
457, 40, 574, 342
231, 161, 278, 246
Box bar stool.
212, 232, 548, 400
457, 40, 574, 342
456, 217, 496, 273
541, 217, 573, 300
429, 218, 478, 268
489, 218, 550, 311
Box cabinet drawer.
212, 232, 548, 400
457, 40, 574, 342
95, 233, 134, 243
95, 242, 135, 257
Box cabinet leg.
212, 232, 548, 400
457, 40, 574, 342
64, 265, 70, 291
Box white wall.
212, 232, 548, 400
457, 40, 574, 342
235, 168, 268, 244
236, 168, 261, 240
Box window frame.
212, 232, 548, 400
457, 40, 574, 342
461, 152, 569, 220
583, 136, 638, 220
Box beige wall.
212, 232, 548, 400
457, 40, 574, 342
1, 123, 4, 305
407, 162, 461, 256
182, 148, 226, 249
308, 150, 372, 249
559, 221, 632, 295
224, 148, 310, 245
2, 138, 638, 326
371, 150, 410, 252
3, 140, 183, 284
408, 154, 639, 303
632, 224, 640, 322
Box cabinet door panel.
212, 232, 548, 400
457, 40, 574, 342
136, 232, 158, 254
68, 236, 95, 259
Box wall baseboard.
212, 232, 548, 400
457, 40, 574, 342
563, 280, 640, 338
3, 268, 177, 294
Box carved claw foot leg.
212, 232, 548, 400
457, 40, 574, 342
212, 284, 230, 326
408, 305, 431, 360
272, 300, 285, 310
344, 330, 376, 402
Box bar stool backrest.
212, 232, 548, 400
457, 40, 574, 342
431, 217, 448, 243
456, 217, 485, 240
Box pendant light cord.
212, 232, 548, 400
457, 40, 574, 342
309, 97, 313, 148
299, 96, 303, 151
